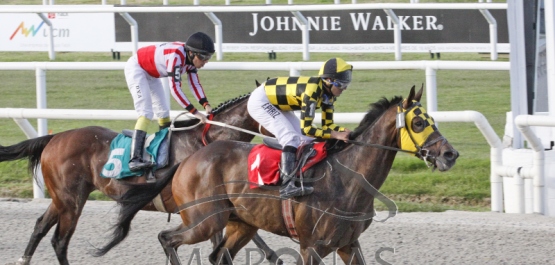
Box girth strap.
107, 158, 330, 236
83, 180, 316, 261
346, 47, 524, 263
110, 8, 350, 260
281, 199, 300, 242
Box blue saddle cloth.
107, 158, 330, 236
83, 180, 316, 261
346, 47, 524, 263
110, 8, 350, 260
101, 128, 169, 179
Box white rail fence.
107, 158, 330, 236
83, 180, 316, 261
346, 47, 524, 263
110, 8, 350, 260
0, 60, 520, 213
1, 3, 507, 61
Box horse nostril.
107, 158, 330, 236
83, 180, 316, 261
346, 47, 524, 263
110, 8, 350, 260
443, 150, 459, 161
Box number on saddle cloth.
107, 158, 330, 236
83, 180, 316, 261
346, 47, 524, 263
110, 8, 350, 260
247, 141, 327, 189
100, 128, 170, 179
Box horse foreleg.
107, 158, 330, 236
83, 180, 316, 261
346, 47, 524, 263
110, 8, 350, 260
252, 232, 283, 265
336, 240, 366, 265
299, 245, 336, 265
210, 231, 223, 250
16, 204, 59, 265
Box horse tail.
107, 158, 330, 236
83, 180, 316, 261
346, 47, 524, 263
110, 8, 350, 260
0, 134, 56, 174
94, 162, 180, 257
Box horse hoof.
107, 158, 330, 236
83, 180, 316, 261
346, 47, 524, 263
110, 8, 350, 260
16, 256, 31, 265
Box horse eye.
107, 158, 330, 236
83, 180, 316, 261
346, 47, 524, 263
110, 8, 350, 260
412, 119, 425, 132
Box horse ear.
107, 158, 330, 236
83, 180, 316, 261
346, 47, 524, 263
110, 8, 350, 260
255, 80, 261, 87
414, 83, 424, 102
404, 85, 416, 109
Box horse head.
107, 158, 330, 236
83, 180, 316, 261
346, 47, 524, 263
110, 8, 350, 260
397, 85, 459, 171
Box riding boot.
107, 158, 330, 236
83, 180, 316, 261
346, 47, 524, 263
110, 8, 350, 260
279, 147, 314, 199
129, 130, 154, 172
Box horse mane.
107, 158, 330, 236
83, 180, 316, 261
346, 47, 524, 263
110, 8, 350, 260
211, 93, 251, 115
325, 95, 403, 152
173, 93, 251, 128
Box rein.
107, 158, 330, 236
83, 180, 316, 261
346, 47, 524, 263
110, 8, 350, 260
345, 139, 419, 155
201, 114, 215, 146
168, 112, 273, 145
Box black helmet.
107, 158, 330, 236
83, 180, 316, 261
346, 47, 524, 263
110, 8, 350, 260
319, 58, 353, 85
185, 32, 215, 54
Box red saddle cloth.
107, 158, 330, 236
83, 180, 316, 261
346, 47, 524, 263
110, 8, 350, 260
247, 142, 327, 189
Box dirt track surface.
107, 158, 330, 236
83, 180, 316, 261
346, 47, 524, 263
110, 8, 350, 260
1, 198, 554, 265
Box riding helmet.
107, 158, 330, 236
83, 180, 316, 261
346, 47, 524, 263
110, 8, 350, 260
185, 32, 215, 54
318, 58, 353, 83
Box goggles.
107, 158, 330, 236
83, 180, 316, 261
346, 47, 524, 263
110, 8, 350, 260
195, 52, 213, 61
330, 79, 350, 90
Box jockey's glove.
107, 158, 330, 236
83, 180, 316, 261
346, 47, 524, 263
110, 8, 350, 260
193, 110, 208, 124
204, 104, 213, 114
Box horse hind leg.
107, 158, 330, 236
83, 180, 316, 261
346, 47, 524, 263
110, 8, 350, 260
16, 205, 59, 265
158, 211, 231, 265
49, 191, 90, 265
209, 221, 259, 265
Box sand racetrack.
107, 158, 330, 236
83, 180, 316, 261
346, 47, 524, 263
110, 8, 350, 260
1, 198, 554, 265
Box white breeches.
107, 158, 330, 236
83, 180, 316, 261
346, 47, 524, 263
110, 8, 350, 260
247, 85, 313, 148
124, 55, 170, 120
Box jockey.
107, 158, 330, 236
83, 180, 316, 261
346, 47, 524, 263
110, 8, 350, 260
247, 58, 353, 199
124, 32, 214, 172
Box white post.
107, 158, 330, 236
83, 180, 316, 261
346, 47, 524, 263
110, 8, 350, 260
35, 68, 47, 137
119, 13, 139, 55
479, 9, 498, 61
34, 67, 47, 199
507, 0, 527, 148
163, 0, 169, 4
290, 67, 301, 76
425, 67, 437, 113
37, 13, 55, 61
545, 1, 555, 122
384, 9, 402, 61
204, 12, 223, 61
266, 0, 271, 4
292, 11, 309, 61
490, 147, 504, 212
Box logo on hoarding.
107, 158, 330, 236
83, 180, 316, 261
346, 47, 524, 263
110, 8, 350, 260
9, 21, 45, 40
9, 21, 70, 40
249, 12, 442, 36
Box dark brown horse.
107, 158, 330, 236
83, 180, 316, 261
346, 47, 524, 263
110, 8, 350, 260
0, 94, 279, 265
99, 86, 459, 264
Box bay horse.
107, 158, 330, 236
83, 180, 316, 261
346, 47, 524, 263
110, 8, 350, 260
0, 93, 279, 265
99, 86, 459, 264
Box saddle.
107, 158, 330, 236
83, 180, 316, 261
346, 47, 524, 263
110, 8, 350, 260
100, 128, 170, 180
247, 138, 327, 189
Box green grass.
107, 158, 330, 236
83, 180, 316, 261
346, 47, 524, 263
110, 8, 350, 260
0, 50, 507, 213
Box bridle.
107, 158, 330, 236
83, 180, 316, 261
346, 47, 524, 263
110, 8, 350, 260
346, 100, 446, 168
